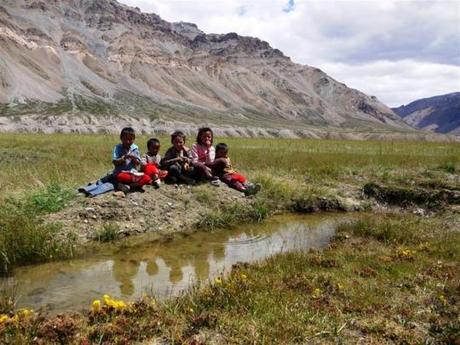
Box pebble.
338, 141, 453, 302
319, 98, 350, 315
167, 202, 173, 207
85, 207, 95, 212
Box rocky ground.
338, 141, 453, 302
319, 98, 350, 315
46, 182, 252, 244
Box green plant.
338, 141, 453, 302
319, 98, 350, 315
0, 203, 76, 275
27, 183, 75, 213
95, 223, 119, 242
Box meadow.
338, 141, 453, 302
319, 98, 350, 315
0, 133, 459, 344
1, 133, 458, 196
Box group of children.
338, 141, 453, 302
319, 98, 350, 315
110, 126, 261, 196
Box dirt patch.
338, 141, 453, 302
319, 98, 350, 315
46, 183, 251, 244
363, 182, 460, 208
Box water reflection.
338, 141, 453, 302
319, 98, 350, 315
1, 213, 353, 314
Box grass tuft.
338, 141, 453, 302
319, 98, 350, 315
94, 223, 119, 242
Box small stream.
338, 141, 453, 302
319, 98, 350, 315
1, 213, 355, 315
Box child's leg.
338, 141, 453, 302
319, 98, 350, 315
193, 162, 214, 180
221, 173, 246, 192
116, 172, 151, 187
115, 172, 133, 184
166, 164, 181, 182
230, 173, 247, 184
144, 163, 160, 180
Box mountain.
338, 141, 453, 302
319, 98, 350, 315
392, 93, 460, 135
0, 0, 428, 138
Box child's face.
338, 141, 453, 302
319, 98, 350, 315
148, 143, 160, 155
216, 148, 228, 158
121, 134, 134, 148
200, 131, 212, 147
173, 136, 185, 151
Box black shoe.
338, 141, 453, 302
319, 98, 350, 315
244, 183, 261, 196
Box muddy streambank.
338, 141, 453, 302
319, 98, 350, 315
46, 176, 460, 246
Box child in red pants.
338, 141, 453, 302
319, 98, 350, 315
112, 127, 151, 192
141, 138, 168, 188
211, 143, 261, 196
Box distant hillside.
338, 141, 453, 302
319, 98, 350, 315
392, 93, 460, 134
0, 0, 419, 138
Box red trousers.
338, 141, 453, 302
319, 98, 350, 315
115, 172, 151, 186
222, 172, 247, 192
143, 163, 168, 180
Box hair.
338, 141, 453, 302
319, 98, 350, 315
171, 130, 186, 144
120, 127, 135, 139
196, 127, 213, 145
147, 138, 160, 149
215, 142, 228, 153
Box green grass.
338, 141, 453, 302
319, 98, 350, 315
1, 134, 458, 196
94, 223, 120, 242
197, 200, 269, 230
0, 184, 77, 275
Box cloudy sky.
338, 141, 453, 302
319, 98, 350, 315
122, 0, 460, 107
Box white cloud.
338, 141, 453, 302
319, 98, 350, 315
121, 0, 460, 106
319, 60, 460, 107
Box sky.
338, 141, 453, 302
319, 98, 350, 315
122, 0, 460, 107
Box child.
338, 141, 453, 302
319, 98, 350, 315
141, 138, 168, 188
190, 127, 220, 185
160, 130, 196, 185
112, 127, 151, 192
212, 143, 261, 196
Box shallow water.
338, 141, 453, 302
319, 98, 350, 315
1, 213, 355, 314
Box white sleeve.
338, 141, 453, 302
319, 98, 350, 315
190, 144, 199, 162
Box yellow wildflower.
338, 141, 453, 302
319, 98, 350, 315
92, 300, 101, 312
312, 288, 322, 299
439, 294, 448, 306
397, 248, 416, 259
18, 309, 33, 318
0, 314, 9, 324
189, 308, 194, 313
241, 274, 247, 280
215, 276, 222, 285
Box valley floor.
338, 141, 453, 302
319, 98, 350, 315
0, 134, 459, 344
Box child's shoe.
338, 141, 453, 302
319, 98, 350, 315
152, 179, 161, 189
183, 177, 196, 185
117, 183, 131, 194
210, 176, 221, 187
244, 183, 261, 196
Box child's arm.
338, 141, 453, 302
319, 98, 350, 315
112, 145, 126, 166
160, 148, 182, 168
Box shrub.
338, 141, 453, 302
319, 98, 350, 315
0, 203, 76, 275
26, 183, 75, 213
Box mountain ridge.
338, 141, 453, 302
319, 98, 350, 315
0, 0, 441, 138
392, 92, 460, 134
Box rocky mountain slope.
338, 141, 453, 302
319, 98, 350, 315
392, 92, 460, 135
0, 0, 425, 137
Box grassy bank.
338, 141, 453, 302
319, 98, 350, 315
1, 214, 458, 344
0, 134, 459, 275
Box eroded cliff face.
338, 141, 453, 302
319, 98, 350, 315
0, 0, 411, 134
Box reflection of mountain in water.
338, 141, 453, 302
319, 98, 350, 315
2, 214, 347, 314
